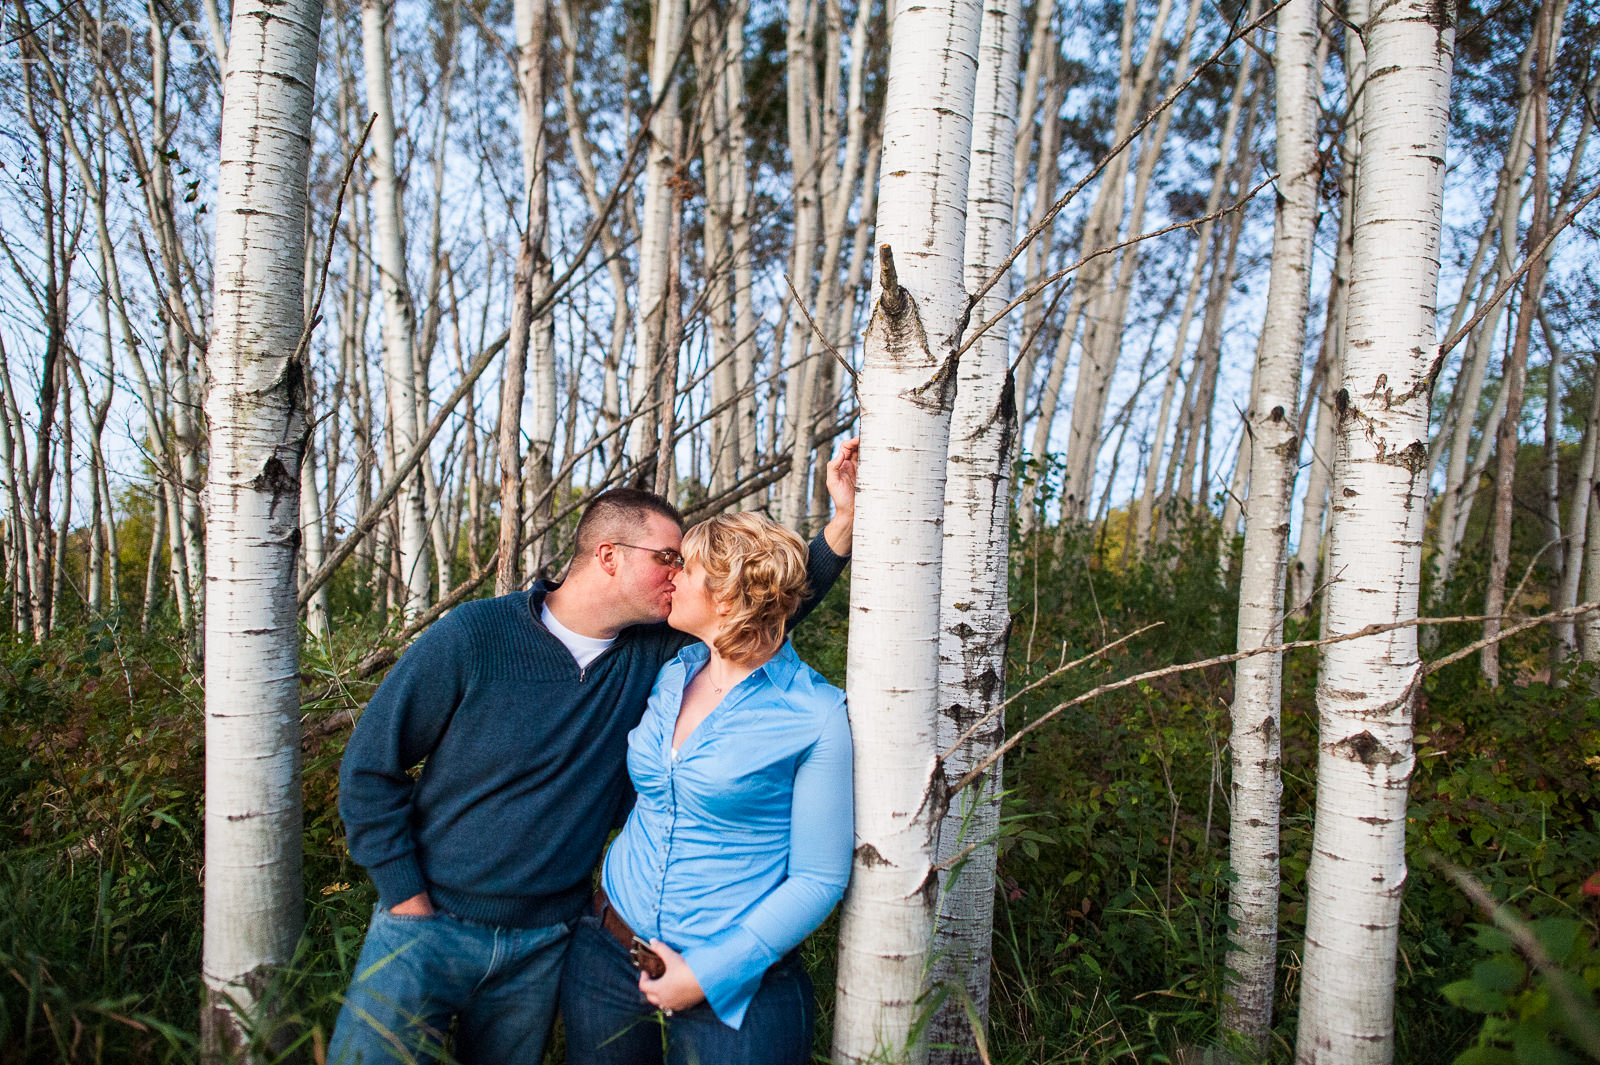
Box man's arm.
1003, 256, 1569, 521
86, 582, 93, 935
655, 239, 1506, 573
338, 614, 470, 914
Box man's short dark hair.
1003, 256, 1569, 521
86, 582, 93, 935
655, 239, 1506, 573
571, 488, 685, 565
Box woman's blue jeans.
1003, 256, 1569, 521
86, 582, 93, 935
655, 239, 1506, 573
328, 905, 571, 1064
559, 912, 816, 1065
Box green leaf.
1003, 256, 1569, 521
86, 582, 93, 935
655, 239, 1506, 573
1445, 979, 1510, 1014
1511, 1024, 1577, 1065
1455, 1045, 1517, 1065
1474, 956, 1527, 993
1532, 920, 1581, 964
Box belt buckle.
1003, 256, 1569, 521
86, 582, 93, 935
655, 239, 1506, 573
629, 935, 667, 979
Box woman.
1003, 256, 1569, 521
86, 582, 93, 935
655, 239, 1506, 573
560, 512, 853, 1065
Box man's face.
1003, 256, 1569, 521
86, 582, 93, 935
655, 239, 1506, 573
610, 512, 684, 625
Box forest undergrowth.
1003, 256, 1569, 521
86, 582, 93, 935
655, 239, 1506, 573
2, 513, 1597, 1064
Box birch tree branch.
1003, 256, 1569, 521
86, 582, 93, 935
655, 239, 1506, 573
956, 175, 1277, 361
296, 328, 510, 606
1427, 855, 1600, 1058
1435, 179, 1600, 365
956, 0, 1291, 337
948, 601, 1600, 794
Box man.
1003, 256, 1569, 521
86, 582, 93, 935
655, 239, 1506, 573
329, 440, 858, 1064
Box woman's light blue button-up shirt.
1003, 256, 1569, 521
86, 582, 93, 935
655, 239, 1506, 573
601, 639, 853, 1028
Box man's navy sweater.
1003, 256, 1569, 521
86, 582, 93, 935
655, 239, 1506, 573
338, 536, 847, 929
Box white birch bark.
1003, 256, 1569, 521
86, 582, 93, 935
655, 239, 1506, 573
1221, 0, 1321, 1051
519, 0, 558, 576
630, 0, 686, 465
778, 0, 823, 529
1482, 2, 1555, 686
200, 0, 321, 1053
1557, 351, 1600, 649
301, 431, 330, 639
833, 0, 980, 1057
1059, 0, 1184, 519
725, 8, 761, 476
1294, 0, 1454, 1059
1291, 35, 1360, 614
1135, 0, 1262, 548
362, 0, 431, 618
929, 0, 1020, 1055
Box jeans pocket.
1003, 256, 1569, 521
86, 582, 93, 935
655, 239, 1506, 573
382, 906, 444, 923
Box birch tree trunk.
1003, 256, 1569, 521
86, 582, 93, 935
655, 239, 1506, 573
1059, 0, 1186, 520
833, 0, 980, 1056
630, 0, 686, 466
200, 0, 322, 1053
362, 0, 431, 619
518, 0, 558, 577
1427, 48, 1538, 600
1294, 1, 1455, 1060
1291, 13, 1363, 615
928, 0, 1020, 1055
1221, 0, 1321, 1052
1134, 0, 1262, 551
1482, 1, 1556, 685
778, 0, 824, 529
1556, 349, 1600, 649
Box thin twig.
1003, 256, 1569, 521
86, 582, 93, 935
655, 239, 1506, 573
957, 175, 1277, 360
956, 0, 1291, 338
1427, 855, 1600, 1058
784, 273, 858, 389
943, 623, 1162, 760
1436, 179, 1600, 365
294, 114, 376, 368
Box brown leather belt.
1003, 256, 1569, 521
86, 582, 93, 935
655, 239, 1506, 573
592, 887, 666, 979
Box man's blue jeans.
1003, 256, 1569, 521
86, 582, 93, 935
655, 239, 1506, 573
329, 906, 571, 1065
560, 911, 815, 1065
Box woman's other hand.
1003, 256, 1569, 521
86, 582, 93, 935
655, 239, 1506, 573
637, 940, 706, 1012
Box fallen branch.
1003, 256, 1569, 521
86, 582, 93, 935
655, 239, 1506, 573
949, 601, 1600, 795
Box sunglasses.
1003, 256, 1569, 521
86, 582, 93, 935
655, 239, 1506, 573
611, 542, 685, 571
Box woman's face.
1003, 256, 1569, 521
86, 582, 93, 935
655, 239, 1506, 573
667, 558, 723, 641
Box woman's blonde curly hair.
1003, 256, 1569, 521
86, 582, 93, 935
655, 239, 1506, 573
682, 512, 811, 665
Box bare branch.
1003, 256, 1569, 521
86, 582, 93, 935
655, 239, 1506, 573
949, 602, 1600, 795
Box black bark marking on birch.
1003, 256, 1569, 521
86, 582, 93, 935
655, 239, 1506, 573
1331, 730, 1405, 766
1334, 388, 1350, 419
1427, 0, 1457, 35
202, 963, 298, 1060
925, 770, 950, 826
995, 369, 1018, 467
907, 352, 960, 413
1378, 440, 1428, 473
855, 843, 890, 867
253, 457, 299, 497
975, 664, 1000, 702
1269, 405, 1284, 423
878, 244, 907, 316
